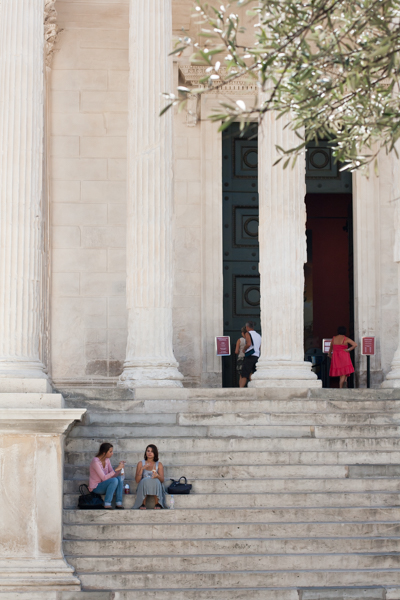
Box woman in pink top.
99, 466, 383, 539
89, 442, 125, 509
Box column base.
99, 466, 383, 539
0, 559, 80, 592
381, 360, 400, 388
119, 364, 184, 388
0, 359, 48, 380
249, 360, 321, 388
0, 378, 52, 393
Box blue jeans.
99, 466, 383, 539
93, 476, 124, 506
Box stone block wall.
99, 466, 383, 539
50, 2, 129, 384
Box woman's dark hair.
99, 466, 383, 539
337, 326, 346, 336
144, 444, 159, 462
96, 442, 113, 457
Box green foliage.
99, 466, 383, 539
165, 0, 400, 170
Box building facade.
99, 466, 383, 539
2, 0, 400, 393
4, 1, 400, 594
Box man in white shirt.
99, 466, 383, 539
239, 321, 261, 388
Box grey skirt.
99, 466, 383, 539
132, 477, 167, 509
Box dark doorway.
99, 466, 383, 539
221, 133, 354, 388
305, 142, 354, 386
222, 123, 259, 388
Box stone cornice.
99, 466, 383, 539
179, 64, 258, 96
44, 0, 60, 68
0, 408, 86, 434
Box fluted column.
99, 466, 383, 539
250, 113, 320, 387
0, 0, 47, 380
382, 152, 400, 387
119, 0, 183, 388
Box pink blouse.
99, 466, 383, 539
89, 457, 116, 491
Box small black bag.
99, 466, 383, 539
167, 477, 192, 495
78, 484, 105, 509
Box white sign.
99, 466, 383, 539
322, 339, 332, 354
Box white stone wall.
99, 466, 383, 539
172, 106, 202, 387
379, 154, 399, 377
50, 1, 129, 384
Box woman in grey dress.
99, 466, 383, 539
132, 444, 167, 509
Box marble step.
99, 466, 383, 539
63, 520, 400, 539
64, 506, 400, 524
64, 397, 400, 413
63, 477, 400, 494
65, 463, 349, 480
77, 411, 400, 427
68, 553, 400, 573
59, 386, 400, 401
65, 436, 400, 453
110, 588, 391, 600
68, 424, 313, 438
77, 569, 400, 590
63, 536, 400, 556
6, 587, 389, 600
0, 594, 111, 600
8, 584, 391, 600
65, 449, 400, 466
63, 490, 400, 510
176, 413, 400, 426
68, 423, 400, 438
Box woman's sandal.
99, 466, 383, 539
139, 502, 147, 510
154, 503, 163, 510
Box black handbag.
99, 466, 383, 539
78, 484, 105, 509
167, 477, 192, 495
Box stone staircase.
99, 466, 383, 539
61, 387, 400, 600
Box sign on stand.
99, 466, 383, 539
216, 336, 231, 357
361, 336, 375, 388
322, 339, 332, 354
362, 337, 375, 356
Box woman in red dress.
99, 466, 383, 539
328, 326, 357, 388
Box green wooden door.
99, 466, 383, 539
222, 123, 259, 387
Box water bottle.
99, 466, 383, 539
120, 466, 125, 481
170, 495, 175, 510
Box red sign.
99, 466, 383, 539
322, 339, 332, 354
216, 336, 231, 356
362, 336, 375, 356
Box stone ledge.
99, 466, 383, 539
0, 558, 80, 593
0, 393, 64, 409
0, 409, 86, 434
0, 378, 52, 393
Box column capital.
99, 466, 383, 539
44, 0, 60, 68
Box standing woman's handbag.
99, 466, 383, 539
78, 484, 105, 509
167, 477, 192, 494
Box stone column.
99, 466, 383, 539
119, 0, 183, 388
0, 0, 47, 382
353, 165, 382, 386
382, 152, 400, 387
250, 113, 320, 387
0, 396, 85, 591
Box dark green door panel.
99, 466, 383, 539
222, 124, 260, 387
